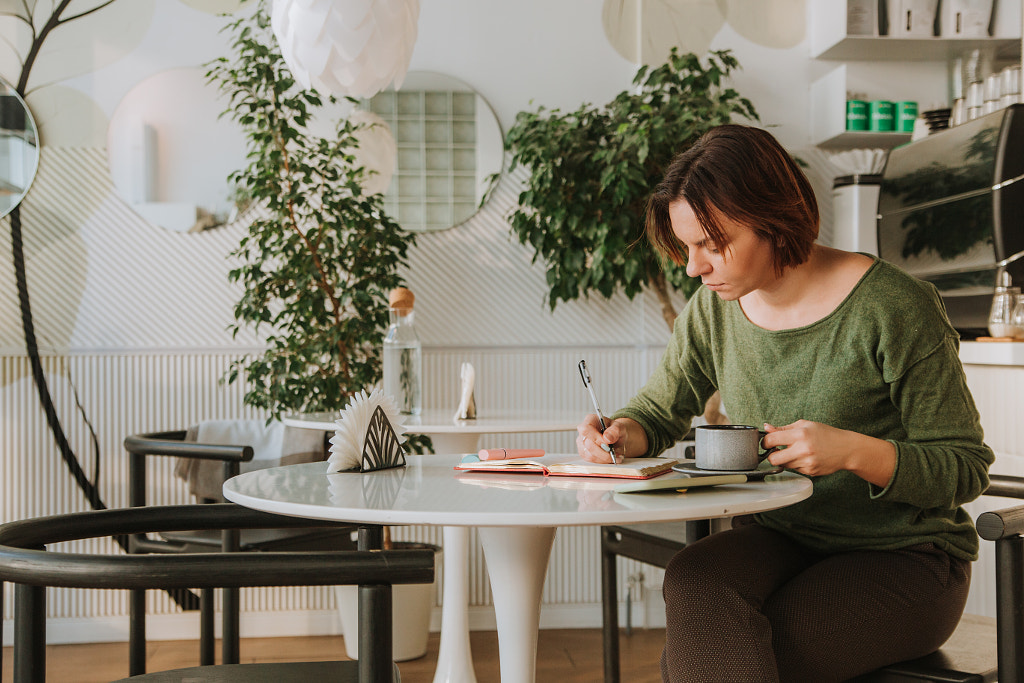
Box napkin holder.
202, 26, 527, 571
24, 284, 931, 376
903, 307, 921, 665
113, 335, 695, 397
327, 388, 407, 473
361, 405, 406, 472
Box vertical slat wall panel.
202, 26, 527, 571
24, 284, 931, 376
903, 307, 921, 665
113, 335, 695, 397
8, 351, 1014, 638
2, 348, 651, 636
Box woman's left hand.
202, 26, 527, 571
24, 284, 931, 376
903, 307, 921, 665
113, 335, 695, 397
762, 420, 895, 486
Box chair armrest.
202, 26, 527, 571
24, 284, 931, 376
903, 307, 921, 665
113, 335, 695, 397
977, 503, 1024, 541
0, 504, 432, 589
973, 475, 1024, 541
125, 432, 254, 463
985, 474, 1024, 500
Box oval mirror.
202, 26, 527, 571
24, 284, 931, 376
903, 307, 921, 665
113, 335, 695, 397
363, 71, 504, 232
0, 80, 40, 218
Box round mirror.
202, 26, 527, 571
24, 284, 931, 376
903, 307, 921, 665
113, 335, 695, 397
107, 67, 248, 233
106, 68, 502, 234
0, 80, 40, 218
363, 71, 504, 232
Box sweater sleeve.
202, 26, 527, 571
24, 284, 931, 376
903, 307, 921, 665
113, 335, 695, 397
612, 293, 718, 457
872, 332, 993, 508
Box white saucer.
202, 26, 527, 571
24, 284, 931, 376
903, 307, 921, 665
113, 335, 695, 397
672, 460, 783, 480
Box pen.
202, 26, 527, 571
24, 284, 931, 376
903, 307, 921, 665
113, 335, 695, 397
577, 359, 617, 462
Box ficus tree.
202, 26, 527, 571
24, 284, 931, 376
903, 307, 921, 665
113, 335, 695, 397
206, 3, 414, 420
505, 48, 758, 332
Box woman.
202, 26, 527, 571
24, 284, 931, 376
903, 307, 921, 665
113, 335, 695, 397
576, 124, 993, 682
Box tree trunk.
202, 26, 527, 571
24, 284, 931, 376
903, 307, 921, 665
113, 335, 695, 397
647, 269, 679, 330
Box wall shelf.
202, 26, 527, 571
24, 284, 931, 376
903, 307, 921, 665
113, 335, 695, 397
815, 36, 1021, 62
809, 0, 1022, 149
816, 130, 912, 150
810, 64, 921, 149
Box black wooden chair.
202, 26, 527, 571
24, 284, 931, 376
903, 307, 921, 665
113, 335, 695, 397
124, 428, 358, 674
0, 503, 433, 682
601, 473, 1024, 683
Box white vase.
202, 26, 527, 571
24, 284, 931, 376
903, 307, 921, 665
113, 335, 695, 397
336, 544, 441, 662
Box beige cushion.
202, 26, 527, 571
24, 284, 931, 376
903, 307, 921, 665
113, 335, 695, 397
175, 419, 326, 501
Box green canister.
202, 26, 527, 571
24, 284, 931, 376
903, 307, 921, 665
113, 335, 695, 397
896, 101, 918, 132
846, 100, 869, 131
869, 100, 895, 131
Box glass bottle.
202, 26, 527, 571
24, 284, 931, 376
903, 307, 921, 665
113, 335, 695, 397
988, 270, 1020, 338
1010, 293, 1024, 339
382, 287, 422, 415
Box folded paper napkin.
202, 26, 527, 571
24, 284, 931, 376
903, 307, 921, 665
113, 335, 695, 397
175, 419, 326, 501
453, 361, 476, 420
328, 388, 407, 472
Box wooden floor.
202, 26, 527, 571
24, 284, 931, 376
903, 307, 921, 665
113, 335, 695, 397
2, 627, 665, 682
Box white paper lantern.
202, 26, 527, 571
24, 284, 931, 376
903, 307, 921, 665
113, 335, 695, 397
272, 0, 420, 99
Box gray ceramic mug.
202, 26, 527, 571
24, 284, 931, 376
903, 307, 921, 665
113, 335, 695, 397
694, 424, 780, 471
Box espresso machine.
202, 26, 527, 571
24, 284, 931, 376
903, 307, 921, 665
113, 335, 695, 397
877, 103, 1024, 337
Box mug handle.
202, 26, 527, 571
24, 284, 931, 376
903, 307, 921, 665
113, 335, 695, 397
757, 429, 781, 458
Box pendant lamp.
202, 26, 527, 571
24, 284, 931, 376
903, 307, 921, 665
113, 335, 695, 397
271, 0, 420, 99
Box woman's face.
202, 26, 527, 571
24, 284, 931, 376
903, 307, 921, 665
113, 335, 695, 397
669, 200, 775, 301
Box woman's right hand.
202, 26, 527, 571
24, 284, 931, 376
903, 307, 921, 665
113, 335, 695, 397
575, 415, 648, 463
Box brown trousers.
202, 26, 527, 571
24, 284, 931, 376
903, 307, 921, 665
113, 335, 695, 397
660, 523, 971, 683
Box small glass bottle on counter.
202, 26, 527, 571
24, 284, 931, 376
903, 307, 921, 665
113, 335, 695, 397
382, 287, 422, 415
1010, 293, 1024, 339
988, 270, 1020, 338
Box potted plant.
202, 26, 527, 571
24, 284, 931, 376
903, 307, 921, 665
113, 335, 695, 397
206, 3, 414, 421
206, 1, 438, 657
504, 48, 759, 421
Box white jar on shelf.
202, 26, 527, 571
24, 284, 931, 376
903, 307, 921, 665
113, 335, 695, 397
847, 0, 879, 35
940, 0, 994, 37
887, 0, 939, 36
1000, 66, 1021, 108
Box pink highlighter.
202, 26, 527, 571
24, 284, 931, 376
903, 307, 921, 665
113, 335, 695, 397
477, 448, 545, 460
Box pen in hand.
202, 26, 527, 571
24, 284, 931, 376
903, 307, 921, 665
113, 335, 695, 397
577, 360, 618, 463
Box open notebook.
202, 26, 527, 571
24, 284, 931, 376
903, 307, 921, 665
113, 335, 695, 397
454, 454, 677, 479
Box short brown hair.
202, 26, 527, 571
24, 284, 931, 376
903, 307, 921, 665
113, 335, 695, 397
646, 124, 819, 275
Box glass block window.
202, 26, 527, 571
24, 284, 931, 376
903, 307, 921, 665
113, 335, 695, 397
367, 89, 478, 231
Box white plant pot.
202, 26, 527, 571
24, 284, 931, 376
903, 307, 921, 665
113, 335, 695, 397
336, 543, 441, 662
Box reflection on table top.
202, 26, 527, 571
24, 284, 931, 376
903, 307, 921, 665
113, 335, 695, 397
283, 409, 583, 434
223, 454, 813, 528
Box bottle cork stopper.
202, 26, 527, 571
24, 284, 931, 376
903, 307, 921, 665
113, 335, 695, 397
389, 287, 415, 312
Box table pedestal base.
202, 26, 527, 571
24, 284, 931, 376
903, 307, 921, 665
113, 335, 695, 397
433, 526, 478, 683
410, 430, 564, 682
479, 526, 557, 683
428, 433, 482, 683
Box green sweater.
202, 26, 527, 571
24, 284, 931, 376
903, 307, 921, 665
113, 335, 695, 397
614, 257, 993, 560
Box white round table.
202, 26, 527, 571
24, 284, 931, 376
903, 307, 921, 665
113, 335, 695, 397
224, 455, 812, 683
282, 409, 581, 683
284, 409, 581, 453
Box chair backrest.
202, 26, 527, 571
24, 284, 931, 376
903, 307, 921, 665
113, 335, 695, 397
176, 420, 327, 501
0, 504, 433, 682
